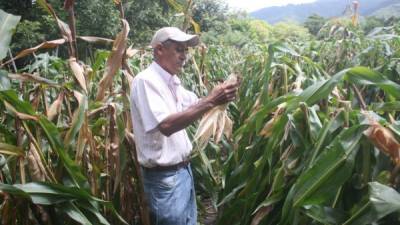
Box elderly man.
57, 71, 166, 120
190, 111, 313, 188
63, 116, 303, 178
130, 27, 238, 225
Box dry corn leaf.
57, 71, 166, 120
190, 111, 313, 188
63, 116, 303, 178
1, 39, 65, 66
27, 143, 46, 182
8, 72, 59, 86
251, 206, 273, 225
126, 45, 139, 58
108, 104, 121, 194
36, 0, 72, 43
96, 19, 130, 101
69, 57, 87, 93
47, 91, 64, 121
4, 101, 38, 121
77, 36, 114, 44
364, 123, 400, 164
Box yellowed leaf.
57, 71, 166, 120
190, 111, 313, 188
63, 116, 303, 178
125, 45, 139, 58
77, 36, 114, 44
8, 72, 59, 86
250, 206, 273, 225
27, 143, 46, 182
259, 104, 286, 137
0, 143, 24, 156
4, 101, 38, 121
69, 57, 87, 93
1, 39, 65, 66
190, 18, 201, 34
96, 19, 130, 101
47, 91, 64, 121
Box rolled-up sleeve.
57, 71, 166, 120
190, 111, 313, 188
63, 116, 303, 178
132, 78, 170, 132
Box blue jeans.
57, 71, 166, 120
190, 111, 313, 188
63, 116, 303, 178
141, 164, 197, 225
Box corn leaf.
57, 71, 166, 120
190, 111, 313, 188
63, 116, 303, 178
1, 39, 65, 66
96, 19, 129, 101
344, 66, 400, 100
8, 72, 59, 86
77, 36, 113, 44
281, 125, 367, 223
343, 182, 400, 225
68, 58, 87, 93
0, 143, 24, 156
0, 9, 20, 61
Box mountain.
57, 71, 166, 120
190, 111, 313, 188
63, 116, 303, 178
250, 0, 400, 24
371, 3, 400, 19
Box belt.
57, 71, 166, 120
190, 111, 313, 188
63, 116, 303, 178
141, 160, 190, 172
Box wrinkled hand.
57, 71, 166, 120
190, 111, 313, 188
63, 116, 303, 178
207, 81, 239, 106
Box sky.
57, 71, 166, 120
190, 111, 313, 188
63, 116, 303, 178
225, 0, 318, 12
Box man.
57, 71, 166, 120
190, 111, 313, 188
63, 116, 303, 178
130, 27, 239, 225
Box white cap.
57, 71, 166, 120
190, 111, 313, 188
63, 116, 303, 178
150, 27, 199, 48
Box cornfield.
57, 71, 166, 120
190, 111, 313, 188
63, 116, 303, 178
1, 0, 400, 225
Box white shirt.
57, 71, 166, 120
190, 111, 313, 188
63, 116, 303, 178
130, 62, 198, 167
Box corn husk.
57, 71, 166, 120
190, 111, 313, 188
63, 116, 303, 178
364, 122, 400, 164
194, 73, 238, 151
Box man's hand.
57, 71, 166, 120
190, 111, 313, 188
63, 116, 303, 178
206, 81, 239, 107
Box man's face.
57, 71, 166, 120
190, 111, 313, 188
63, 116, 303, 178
157, 40, 188, 75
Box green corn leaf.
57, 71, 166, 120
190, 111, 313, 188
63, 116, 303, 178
0, 9, 20, 61
0, 91, 89, 187
58, 202, 92, 225
343, 182, 400, 225
370, 101, 400, 112
38, 116, 88, 187
303, 205, 347, 225
345, 66, 400, 100
64, 92, 88, 147
0, 90, 35, 115
281, 125, 367, 223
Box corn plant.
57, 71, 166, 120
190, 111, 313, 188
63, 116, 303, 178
206, 20, 400, 225
0, 1, 149, 224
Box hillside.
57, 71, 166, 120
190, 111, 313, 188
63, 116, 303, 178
251, 0, 400, 24
371, 3, 400, 19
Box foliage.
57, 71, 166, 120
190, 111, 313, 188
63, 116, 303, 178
1, 1, 400, 225
304, 14, 327, 36
200, 17, 400, 225
272, 21, 311, 42
191, 0, 228, 32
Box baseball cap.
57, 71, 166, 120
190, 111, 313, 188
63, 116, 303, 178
150, 27, 199, 48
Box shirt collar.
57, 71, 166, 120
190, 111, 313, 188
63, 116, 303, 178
151, 62, 181, 88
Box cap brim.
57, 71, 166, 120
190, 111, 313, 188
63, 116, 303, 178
169, 33, 200, 47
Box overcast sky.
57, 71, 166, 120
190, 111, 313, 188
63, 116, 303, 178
225, 0, 317, 12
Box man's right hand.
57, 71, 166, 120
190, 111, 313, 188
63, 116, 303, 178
206, 82, 239, 106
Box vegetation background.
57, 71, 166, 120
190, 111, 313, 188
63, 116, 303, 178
0, 0, 400, 225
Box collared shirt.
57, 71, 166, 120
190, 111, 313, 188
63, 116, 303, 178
130, 62, 199, 167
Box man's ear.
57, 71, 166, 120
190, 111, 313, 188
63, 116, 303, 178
155, 43, 163, 53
